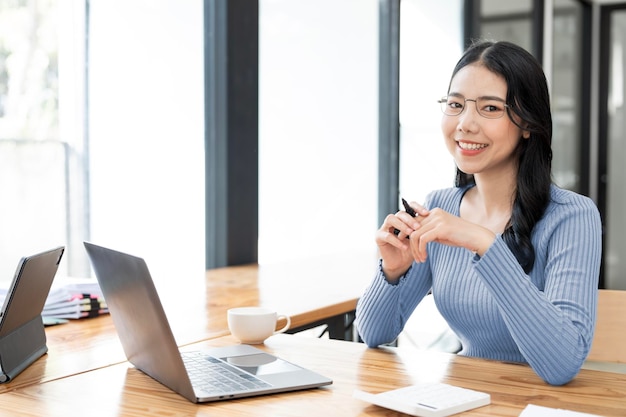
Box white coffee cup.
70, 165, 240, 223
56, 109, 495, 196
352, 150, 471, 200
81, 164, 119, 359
227, 307, 291, 344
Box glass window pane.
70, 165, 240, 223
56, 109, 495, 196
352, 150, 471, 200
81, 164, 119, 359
480, 0, 533, 51
0, 1, 77, 277
399, 1, 462, 204
258, 0, 379, 263
551, 0, 584, 192
88, 1, 205, 283
1, 1, 205, 284
606, 10, 626, 290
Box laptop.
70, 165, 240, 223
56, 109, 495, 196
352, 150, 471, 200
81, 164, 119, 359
0, 246, 65, 383
83, 242, 332, 403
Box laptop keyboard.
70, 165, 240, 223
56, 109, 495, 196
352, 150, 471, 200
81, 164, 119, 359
182, 351, 272, 396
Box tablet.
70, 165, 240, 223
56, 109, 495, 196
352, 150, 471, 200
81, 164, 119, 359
0, 246, 64, 383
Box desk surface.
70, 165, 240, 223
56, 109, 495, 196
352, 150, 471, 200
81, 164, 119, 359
0, 252, 377, 393
2, 334, 625, 416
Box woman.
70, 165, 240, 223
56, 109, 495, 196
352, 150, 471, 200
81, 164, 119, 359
355, 40, 602, 386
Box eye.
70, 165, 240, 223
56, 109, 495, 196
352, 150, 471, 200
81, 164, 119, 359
446, 98, 463, 110
479, 99, 505, 115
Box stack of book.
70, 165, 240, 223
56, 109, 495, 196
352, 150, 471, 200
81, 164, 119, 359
0, 276, 108, 324
41, 277, 108, 320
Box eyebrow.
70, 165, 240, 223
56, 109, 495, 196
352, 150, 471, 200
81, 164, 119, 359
447, 92, 507, 102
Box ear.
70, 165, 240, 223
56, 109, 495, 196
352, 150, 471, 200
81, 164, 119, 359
522, 130, 530, 139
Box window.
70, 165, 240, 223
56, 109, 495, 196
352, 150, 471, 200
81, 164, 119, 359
0, 0, 86, 278
399, 0, 463, 204
551, 0, 587, 193
603, 6, 626, 290
87, 0, 205, 282
258, 0, 379, 264
0, 1, 205, 287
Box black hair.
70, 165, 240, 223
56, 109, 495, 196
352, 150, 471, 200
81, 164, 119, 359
449, 40, 553, 274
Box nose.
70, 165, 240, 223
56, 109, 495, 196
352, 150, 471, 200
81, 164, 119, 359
456, 99, 480, 132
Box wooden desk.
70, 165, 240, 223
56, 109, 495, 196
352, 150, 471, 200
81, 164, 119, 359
1, 334, 625, 416
204, 252, 378, 339
0, 252, 376, 393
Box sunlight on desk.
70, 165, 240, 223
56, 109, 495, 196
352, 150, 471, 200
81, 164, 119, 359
2, 334, 625, 416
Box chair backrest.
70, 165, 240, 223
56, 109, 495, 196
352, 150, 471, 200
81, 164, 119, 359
587, 289, 626, 363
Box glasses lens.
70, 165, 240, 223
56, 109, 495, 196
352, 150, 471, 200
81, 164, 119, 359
440, 97, 463, 116
476, 98, 506, 119
439, 96, 507, 119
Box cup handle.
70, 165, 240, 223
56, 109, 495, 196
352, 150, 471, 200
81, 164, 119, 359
274, 315, 291, 334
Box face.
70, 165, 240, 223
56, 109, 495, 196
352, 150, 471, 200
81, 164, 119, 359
441, 63, 526, 179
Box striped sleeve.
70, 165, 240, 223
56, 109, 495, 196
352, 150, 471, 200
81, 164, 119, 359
356, 260, 432, 347
474, 191, 601, 385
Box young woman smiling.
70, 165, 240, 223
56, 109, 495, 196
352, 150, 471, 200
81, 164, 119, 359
355, 40, 602, 386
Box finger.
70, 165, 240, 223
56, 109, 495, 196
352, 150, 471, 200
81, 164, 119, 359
417, 234, 429, 261
407, 233, 425, 263
398, 210, 424, 234
416, 226, 441, 261
408, 222, 435, 262
384, 213, 415, 239
408, 201, 430, 217
410, 240, 428, 263
377, 229, 409, 250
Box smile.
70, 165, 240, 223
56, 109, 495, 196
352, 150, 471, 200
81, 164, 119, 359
457, 141, 488, 151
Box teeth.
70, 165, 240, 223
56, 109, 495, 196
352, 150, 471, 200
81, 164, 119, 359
458, 142, 487, 150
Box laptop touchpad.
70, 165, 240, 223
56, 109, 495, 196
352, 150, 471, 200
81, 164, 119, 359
225, 353, 301, 375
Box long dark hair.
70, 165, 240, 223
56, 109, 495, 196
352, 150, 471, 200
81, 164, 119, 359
449, 40, 553, 273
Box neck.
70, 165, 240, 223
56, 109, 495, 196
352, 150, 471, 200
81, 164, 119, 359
470, 173, 516, 217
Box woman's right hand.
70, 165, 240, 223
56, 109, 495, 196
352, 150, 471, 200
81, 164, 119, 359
375, 201, 428, 282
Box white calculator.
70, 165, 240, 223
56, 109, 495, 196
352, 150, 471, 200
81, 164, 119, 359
353, 382, 491, 417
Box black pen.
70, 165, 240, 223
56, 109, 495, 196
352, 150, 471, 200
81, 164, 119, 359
402, 198, 417, 217
393, 198, 416, 237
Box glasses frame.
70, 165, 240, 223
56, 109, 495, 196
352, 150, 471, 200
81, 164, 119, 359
438, 96, 511, 119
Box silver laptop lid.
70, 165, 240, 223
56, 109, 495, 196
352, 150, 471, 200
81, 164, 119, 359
84, 242, 332, 403
83, 242, 196, 401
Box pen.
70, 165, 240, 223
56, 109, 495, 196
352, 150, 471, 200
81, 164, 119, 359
394, 198, 416, 237
402, 198, 417, 217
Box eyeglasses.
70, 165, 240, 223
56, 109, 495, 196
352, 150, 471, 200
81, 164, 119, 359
438, 96, 510, 119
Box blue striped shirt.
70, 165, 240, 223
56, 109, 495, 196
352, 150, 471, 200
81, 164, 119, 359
355, 184, 602, 385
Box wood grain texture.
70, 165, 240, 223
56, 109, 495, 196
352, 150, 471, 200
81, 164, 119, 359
0, 252, 376, 395
2, 334, 625, 416
587, 289, 626, 363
